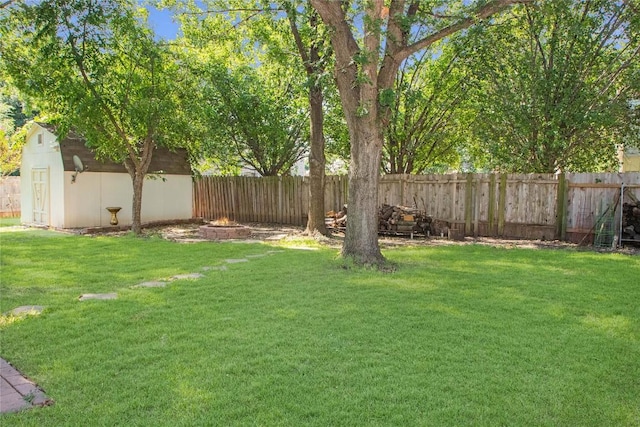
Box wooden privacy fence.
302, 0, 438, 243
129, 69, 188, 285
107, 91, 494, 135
193, 173, 640, 243
0, 176, 20, 218
193, 175, 348, 225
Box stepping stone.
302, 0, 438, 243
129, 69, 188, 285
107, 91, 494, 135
133, 281, 167, 288
78, 293, 117, 301
3, 306, 44, 317
264, 234, 288, 241
225, 258, 249, 264
171, 273, 204, 280
203, 265, 228, 271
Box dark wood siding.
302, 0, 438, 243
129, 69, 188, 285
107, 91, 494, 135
40, 123, 192, 175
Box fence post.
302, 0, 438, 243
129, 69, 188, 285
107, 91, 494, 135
498, 173, 507, 236
488, 174, 497, 236
278, 176, 283, 224
556, 173, 568, 240
465, 173, 473, 236
473, 176, 480, 238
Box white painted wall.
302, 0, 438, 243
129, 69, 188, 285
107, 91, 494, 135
63, 172, 193, 228
63, 171, 105, 227
139, 175, 193, 224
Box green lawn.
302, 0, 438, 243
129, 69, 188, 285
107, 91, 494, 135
1, 229, 639, 426
0, 216, 20, 227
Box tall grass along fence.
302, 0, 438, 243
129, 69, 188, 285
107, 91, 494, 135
0, 176, 20, 217
193, 173, 640, 244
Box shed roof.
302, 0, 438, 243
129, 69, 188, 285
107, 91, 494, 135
36, 123, 192, 175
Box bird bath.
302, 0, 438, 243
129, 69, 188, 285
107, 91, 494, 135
106, 207, 122, 225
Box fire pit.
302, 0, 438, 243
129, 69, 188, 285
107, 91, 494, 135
199, 219, 251, 240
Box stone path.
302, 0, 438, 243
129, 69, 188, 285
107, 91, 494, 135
172, 273, 205, 280
1, 247, 284, 414
225, 258, 249, 263
0, 358, 52, 413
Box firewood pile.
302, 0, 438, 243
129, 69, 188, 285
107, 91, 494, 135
621, 199, 640, 242
326, 204, 348, 229
326, 204, 436, 237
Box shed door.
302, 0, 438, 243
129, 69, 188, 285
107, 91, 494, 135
32, 167, 49, 225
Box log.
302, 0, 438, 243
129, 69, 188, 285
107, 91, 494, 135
622, 202, 640, 241
328, 203, 435, 236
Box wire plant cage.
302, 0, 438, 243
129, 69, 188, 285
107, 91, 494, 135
594, 200, 617, 249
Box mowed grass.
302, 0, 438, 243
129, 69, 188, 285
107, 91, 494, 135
0, 216, 20, 227
1, 229, 639, 426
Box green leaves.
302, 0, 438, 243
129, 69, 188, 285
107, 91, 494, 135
378, 88, 395, 108
460, 0, 638, 172
382, 44, 469, 174
191, 55, 309, 176
2, 0, 175, 153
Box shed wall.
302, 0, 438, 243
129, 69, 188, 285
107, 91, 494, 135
62, 172, 192, 228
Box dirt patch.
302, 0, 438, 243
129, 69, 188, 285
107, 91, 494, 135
92, 222, 640, 255
379, 232, 639, 254
139, 222, 306, 242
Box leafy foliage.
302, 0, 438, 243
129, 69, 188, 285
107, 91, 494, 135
383, 45, 471, 174
173, 1, 314, 176
0, 129, 20, 176
462, 0, 640, 172
0, 81, 37, 176
200, 62, 309, 176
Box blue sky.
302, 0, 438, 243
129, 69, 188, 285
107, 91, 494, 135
147, 6, 180, 40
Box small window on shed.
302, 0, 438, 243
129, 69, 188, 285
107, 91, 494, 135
37, 134, 43, 145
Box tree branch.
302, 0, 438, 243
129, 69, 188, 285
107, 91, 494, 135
310, 0, 361, 115
0, 0, 17, 9
399, 0, 533, 61
179, 7, 282, 16
286, 9, 312, 74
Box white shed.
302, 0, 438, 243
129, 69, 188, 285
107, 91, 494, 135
21, 122, 193, 229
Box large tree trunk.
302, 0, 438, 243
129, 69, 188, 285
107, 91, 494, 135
342, 113, 385, 264
310, 0, 385, 264
305, 83, 328, 236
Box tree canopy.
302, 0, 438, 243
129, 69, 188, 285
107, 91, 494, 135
199, 61, 309, 176
0, 83, 33, 176
462, 0, 640, 173
383, 44, 471, 174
